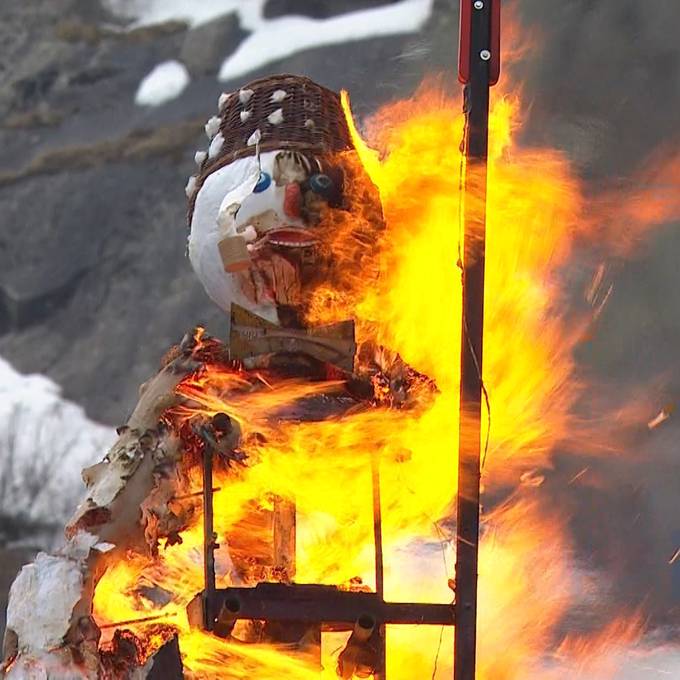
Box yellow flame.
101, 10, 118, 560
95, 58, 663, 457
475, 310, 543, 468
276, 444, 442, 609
92, 72, 678, 678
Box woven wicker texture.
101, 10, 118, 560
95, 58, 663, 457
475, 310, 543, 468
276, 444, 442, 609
189, 74, 354, 221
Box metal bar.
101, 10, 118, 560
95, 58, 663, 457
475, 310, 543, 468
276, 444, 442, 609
99, 613, 177, 629
205, 584, 455, 627
371, 453, 387, 679
172, 487, 221, 501
454, 1, 495, 679
372, 454, 384, 597
202, 430, 217, 631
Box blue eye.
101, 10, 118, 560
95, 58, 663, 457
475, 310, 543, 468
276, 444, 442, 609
309, 173, 333, 195
253, 171, 271, 193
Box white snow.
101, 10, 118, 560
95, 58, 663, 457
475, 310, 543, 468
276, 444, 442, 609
247, 128, 261, 147
270, 89, 287, 103
184, 175, 197, 198
204, 115, 222, 139
134, 59, 190, 107
267, 108, 284, 125
106, 0, 434, 85
103, 0, 263, 30
218, 91, 230, 110
208, 131, 225, 159
0, 357, 116, 527
194, 150, 207, 166
238, 88, 254, 104
239, 110, 252, 123
535, 638, 680, 679
218, 0, 434, 81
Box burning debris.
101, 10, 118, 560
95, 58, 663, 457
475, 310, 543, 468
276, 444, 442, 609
647, 403, 675, 430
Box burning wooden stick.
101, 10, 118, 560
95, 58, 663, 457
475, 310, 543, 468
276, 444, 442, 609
647, 403, 675, 430
668, 547, 680, 566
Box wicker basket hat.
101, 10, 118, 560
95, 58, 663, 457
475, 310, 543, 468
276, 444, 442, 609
188, 74, 354, 219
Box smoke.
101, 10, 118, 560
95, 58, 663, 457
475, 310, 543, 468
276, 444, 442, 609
509, 0, 680, 633
517, 0, 680, 179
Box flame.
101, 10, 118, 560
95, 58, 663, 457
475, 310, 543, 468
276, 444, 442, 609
91, 66, 680, 678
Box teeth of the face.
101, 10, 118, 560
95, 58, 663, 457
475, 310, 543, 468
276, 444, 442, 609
269, 237, 316, 247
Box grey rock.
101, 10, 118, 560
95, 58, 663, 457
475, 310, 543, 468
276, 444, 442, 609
180, 11, 247, 77
262, 0, 400, 20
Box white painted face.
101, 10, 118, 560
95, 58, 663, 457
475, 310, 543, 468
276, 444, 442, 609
188, 153, 263, 319
231, 151, 307, 236
188, 149, 343, 323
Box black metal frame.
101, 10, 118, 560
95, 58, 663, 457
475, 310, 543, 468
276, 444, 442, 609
195, 431, 455, 677
209, 583, 454, 629
454, 2, 498, 679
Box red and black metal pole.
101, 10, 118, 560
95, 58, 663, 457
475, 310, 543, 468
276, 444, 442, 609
454, 1, 500, 680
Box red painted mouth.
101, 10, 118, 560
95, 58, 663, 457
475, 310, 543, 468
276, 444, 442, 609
259, 227, 318, 248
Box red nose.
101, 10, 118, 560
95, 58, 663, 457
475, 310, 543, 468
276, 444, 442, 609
283, 183, 302, 219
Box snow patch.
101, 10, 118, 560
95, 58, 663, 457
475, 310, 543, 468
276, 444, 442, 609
185, 175, 197, 198
247, 128, 261, 147
208, 131, 225, 159
134, 60, 190, 107
204, 115, 221, 139
239, 88, 254, 104
534, 638, 680, 679
107, 0, 433, 84
218, 0, 434, 81
267, 108, 284, 125
103, 0, 263, 30
0, 357, 116, 526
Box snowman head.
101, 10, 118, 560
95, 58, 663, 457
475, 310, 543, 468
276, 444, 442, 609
187, 75, 383, 326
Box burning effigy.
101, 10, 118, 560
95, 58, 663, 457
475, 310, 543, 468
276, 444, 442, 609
1, 75, 436, 679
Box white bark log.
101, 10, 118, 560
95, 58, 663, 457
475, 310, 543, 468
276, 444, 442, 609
2, 335, 203, 679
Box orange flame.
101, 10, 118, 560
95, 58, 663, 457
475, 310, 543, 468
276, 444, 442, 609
92, 67, 680, 678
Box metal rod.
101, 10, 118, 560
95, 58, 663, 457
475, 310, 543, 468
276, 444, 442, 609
371, 454, 384, 598
172, 487, 221, 501
202, 430, 217, 631
454, 2, 494, 680
207, 584, 455, 625
371, 453, 386, 679
99, 612, 177, 629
